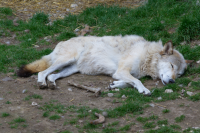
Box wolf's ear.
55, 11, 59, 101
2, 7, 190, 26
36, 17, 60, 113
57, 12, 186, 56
160, 41, 173, 55
185, 60, 194, 64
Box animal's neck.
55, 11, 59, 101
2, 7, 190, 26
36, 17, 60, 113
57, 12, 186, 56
140, 51, 161, 79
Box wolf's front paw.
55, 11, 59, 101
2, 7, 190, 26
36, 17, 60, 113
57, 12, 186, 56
37, 82, 48, 89
138, 87, 151, 96
48, 81, 57, 90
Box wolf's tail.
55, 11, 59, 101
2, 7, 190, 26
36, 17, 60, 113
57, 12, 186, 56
17, 57, 50, 77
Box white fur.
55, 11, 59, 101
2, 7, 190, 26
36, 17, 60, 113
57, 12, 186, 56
37, 35, 187, 94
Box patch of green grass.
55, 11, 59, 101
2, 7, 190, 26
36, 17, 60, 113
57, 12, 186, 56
148, 115, 159, 120
60, 130, 72, 133
83, 123, 98, 129
191, 81, 200, 90
1, 112, 10, 117
0, 7, 12, 15
24, 94, 43, 101
108, 121, 119, 127
189, 93, 200, 101
119, 124, 132, 131
42, 111, 50, 117
49, 114, 61, 120
21, 124, 28, 128
14, 117, 26, 123
175, 115, 185, 123
170, 124, 181, 130
69, 118, 78, 125
136, 116, 149, 123
31, 12, 49, 24
162, 109, 170, 114
146, 126, 179, 133
143, 122, 156, 129
157, 119, 168, 125
40, 101, 67, 114
102, 127, 118, 133
10, 124, 19, 129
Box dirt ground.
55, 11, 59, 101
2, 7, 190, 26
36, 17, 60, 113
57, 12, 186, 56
1, 73, 200, 133
1, 0, 200, 133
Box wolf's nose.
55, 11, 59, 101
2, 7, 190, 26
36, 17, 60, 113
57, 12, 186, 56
169, 79, 175, 83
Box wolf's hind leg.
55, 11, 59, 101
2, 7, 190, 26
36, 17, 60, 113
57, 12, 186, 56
109, 80, 132, 89
37, 57, 76, 89
47, 64, 78, 89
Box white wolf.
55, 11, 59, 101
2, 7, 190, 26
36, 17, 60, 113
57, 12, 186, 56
17, 35, 192, 95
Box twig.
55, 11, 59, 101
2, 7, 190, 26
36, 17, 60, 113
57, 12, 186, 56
67, 81, 101, 95
154, 103, 166, 108
90, 113, 105, 124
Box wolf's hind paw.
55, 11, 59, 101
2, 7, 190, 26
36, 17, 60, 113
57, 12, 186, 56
48, 81, 57, 90
37, 82, 48, 89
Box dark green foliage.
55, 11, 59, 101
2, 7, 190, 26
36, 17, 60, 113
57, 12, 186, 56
189, 93, 200, 101
157, 119, 168, 125
49, 114, 61, 120
1, 112, 10, 117
175, 115, 185, 123
146, 126, 180, 133
143, 122, 156, 129
31, 12, 49, 24
162, 109, 170, 114
0, 7, 12, 15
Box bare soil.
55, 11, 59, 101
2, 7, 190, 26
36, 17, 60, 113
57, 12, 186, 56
1, 73, 200, 133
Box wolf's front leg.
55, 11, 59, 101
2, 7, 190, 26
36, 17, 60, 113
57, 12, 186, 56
112, 70, 151, 95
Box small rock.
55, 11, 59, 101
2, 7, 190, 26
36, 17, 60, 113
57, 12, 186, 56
188, 82, 192, 87
108, 93, 114, 97
0, 98, 3, 100
28, 38, 32, 41
106, 98, 111, 102
22, 89, 27, 94
74, 28, 80, 32
192, 127, 200, 129
178, 84, 183, 87
32, 102, 38, 106
165, 89, 173, 93
68, 88, 72, 91
121, 95, 126, 99
180, 41, 187, 45
2, 77, 14, 81
24, 29, 30, 33
115, 89, 119, 91
24, 8, 28, 11
196, 60, 200, 64
78, 120, 83, 123
5, 41, 10, 45
158, 97, 162, 100
102, 112, 108, 117
66, 9, 70, 12
187, 91, 194, 96
71, 4, 78, 8
88, 110, 92, 113
149, 103, 155, 107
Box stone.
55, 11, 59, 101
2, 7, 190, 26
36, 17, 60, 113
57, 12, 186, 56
187, 91, 194, 96
121, 95, 126, 99
108, 93, 114, 97
158, 97, 162, 100
115, 89, 119, 91
102, 112, 108, 117
22, 89, 27, 94
68, 88, 72, 91
188, 82, 192, 87
2, 77, 14, 81
165, 89, 173, 93
71, 4, 78, 8
149, 103, 155, 107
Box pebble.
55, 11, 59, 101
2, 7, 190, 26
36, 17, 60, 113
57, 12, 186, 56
78, 120, 83, 123
121, 95, 126, 99
0, 98, 3, 100
74, 28, 80, 32
5, 41, 10, 45
24, 29, 30, 33
149, 103, 155, 107
187, 91, 194, 96
102, 111, 108, 117
157, 97, 162, 100
2, 77, 14, 81
196, 60, 200, 64
66, 9, 70, 12
165, 89, 173, 93
178, 84, 183, 87
115, 89, 119, 91
32, 102, 38, 106
71, 4, 78, 8
68, 88, 72, 91
88, 110, 92, 113
22, 89, 27, 94
106, 98, 111, 102
108, 93, 114, 97
188, 82, 192, 87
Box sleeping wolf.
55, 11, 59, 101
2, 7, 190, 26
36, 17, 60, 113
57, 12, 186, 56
17, 35, 192, 95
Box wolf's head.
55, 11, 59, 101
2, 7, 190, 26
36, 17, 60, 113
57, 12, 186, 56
158, 41, 193, 85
